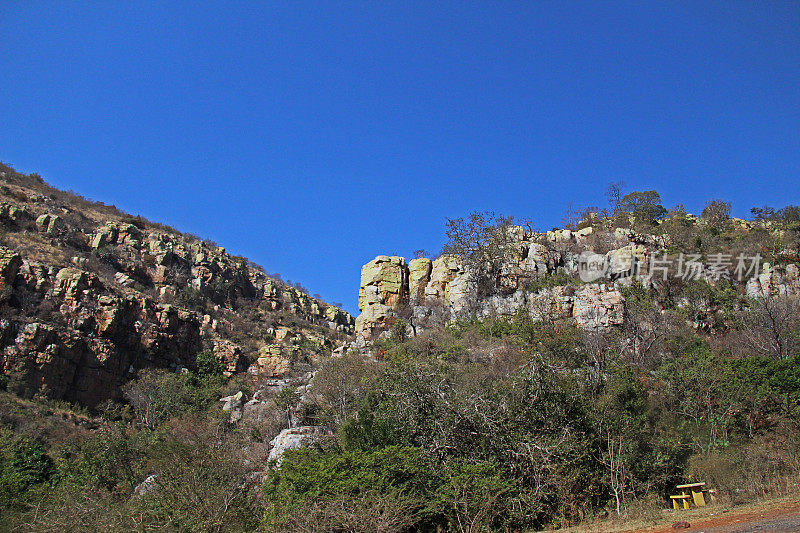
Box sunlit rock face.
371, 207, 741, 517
0, 165, 356, 407
267, 426, 333, 466
352, 225, 800, 344
352, 230, 631, 342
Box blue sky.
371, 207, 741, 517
1, 2, 798, 314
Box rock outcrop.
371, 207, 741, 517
267, 426, 333, 466
353, 227, 800, 343
354, 244, 628, 341
0, 164, 355, 406
747, 262, 800, 297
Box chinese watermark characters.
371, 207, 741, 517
578, 251, 761, 283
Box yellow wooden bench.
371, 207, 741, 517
676, 482, 707, 507
670, 494, 692, 509
671, 482, 717, 510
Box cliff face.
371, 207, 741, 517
355, 251, 626, 341
354, 226, 800, 343
0, 164, 353, 406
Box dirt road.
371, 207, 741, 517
643, 500, 800, 533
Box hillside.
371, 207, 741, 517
352, 210, 800, 346
1, 174, 798, 533
0, 163, 354, 406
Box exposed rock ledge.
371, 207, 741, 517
352, 233, 800, 345
354, 250, 626, 343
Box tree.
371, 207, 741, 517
619, 190, 667, 226
606, 181, 626, 217
123, 370, 186, 429
135, 427, 260, 532
751, 205, 776, 222
432, 460, 512, 533
122, 369, 226, 429
621, 281, 672, 367
592, 363, 652, 515
311, 353, 376, 425
195, 350, 224, 376
441, 211, 526, 296
657, 336, 737, 453
262, 446, 430, 531
563, 203, 604, 230
740, 295, 800, 361
701, 199, 732, 229
0, 431, 56, 510
275, 386, 301, 427
778, 205, 800, 223
751, 205, 800, 226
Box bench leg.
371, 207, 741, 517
692, 490, 706, 507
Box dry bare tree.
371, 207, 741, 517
740, 295, 800, 360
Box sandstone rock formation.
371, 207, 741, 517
353, 227, 800, 343
747, 262, 800, 297
354, 242, 630, 341
0, 164, 355, 407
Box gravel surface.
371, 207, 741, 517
694, 510, 800, 533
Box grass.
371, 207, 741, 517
539, 493, 800, 533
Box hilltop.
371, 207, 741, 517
352, 205, 800, 346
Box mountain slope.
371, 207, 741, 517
0, 163, 353, 406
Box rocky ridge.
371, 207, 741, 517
0, 164, 354, 406
353, 225, 800, 344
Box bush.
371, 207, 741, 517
122, 369, 227, 429
263, 446, 433, 529
195, 350, 225, 377
0, 428, 56, 512
701, 199, 732, 226
619, 190, 667, 226
688, 423, 800, 503
526, 271, 581, 294
176, 287, 206, 312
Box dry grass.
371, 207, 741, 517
538, 494, 800, 533
0, 230, 71, 267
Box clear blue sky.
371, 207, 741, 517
1, 2, 798, 314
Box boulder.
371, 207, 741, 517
267, 426, 332, 466
425, 255, 462, 301
358, 255, 407, 310
53, 267, 100, 304
220, 391, 247, 422
212, 340, 248, 375
0, 203, 30, 223
0, 247, 22, 293
606, 245, 648, 277
249, 345, 293, 378
35, 213, 64, 235
91, 223, 119, 249
133, 474, 158, 497
572, 284, 625, 328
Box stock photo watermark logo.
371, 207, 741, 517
577, 251, 762, 283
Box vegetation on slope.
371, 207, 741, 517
0, 176, 799, 532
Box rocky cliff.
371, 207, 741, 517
0, 164, 354, 406
354, 225, 800, 343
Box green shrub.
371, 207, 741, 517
195, 350, 225, 377
0, 428, 56, 511
122, 369, 227, 429
175, 287, 206, 312
527, 271, 581, 293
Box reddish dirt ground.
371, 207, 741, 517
640, 500, 800, 533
